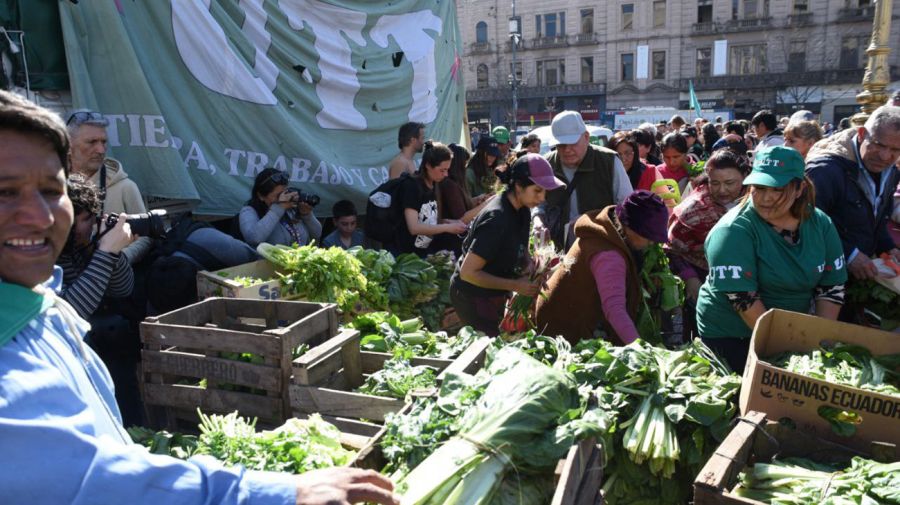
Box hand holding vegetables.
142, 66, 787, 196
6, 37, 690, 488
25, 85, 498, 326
294, 467, 399, 505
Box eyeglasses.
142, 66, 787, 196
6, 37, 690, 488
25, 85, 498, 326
65, 110, 109, 127
262, 171, 289, 187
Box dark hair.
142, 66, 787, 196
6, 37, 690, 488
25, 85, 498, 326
67, 174, 102, 216
706, 148, 751, 177
701, 123, 720, 152
660, 132, 688, 154
398, 122, 425, 150
520, 133, 540, 149
838, 117, 851, 130
496, 158, 536, 191
669, 115, 685, 127
0, 90, 70, 175
683, 126, 698, 138
725, 121, 745, 137
751, 109, 777, 130
448, 143, 474, 207
332, 199, 357, 219
248, 167, 288, 218
147, 256, 200, 313
631, 128, 655, 148
420, 141, 452, 175
608, 131, 640, 170
468, 142, 499, 181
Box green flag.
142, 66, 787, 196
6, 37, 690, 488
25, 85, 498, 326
60, 1, 466, 216
689, 80, 702, 118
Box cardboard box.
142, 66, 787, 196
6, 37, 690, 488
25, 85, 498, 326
694, 411, 897, 505
196, 260, 283, 300
740, 309, 900, 452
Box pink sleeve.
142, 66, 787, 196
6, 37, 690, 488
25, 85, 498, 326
590, 251, 641, 344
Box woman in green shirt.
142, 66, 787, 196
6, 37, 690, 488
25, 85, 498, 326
696, 146, 848, 372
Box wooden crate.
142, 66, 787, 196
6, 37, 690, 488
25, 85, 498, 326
141, 297, 338, 431
290, 332, 491, 427
196, 260, 283, 300
693, 411, 898, 505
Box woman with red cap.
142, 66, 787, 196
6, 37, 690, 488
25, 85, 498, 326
450, 154, 566, 336
535, 190, 670, 344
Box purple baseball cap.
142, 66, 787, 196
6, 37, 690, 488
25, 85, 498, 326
511, 153, 566, 190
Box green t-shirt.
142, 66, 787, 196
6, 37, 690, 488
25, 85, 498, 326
696, 202, 848, 339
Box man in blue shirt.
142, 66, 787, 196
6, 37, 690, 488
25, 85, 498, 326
0, 92, 398, 504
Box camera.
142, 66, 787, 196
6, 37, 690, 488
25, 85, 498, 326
285, 187, 320, 207
105, 210, 167, 239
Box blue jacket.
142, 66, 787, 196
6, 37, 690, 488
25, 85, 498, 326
0, 268, 296, 505
806, 129, 899, 258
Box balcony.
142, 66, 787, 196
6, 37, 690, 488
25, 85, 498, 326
468, 41, 492, 55
531, 35, 569, 49
721, 16, 773, 32
787, 12, 814, 26
682, 68, 870, 91
837, 5, 875, 22
692, 21, 717, 34
504, 39, 526, 52
466, 82, 607, 102
572, 33, 599, 45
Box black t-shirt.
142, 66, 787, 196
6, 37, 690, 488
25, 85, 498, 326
392, 176, 438, 257
451, 193, 531, 297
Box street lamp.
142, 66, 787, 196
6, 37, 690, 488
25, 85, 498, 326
509, 4, 521, 131
855, 0, 893, 115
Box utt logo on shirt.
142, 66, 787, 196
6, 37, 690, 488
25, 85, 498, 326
710, 265, 744, 279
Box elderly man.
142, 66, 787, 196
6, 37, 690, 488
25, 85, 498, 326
534, 111, 633, 250
0, 91, 398, 505
66, 109, 152, 264
806, 105, 900, 280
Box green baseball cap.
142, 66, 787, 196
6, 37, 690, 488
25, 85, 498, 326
743, 146, 805, 188
491, 126, 510, 144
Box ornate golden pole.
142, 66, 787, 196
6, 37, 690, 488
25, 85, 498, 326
856, 0, 893, 114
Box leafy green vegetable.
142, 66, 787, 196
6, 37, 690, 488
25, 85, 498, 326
734, 456, 900, 504
357, 356, 438, 399
128, 426, 198, 459
846, 279, 900, 330
387, 253, 440, 320
348, 312, 482, 359
195, 411, 354, 473
637, 244, 685, 343
419, 251, 456, 330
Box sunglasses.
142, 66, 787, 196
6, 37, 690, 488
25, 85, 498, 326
66, 110, 110, 127
262, 171, 289, 186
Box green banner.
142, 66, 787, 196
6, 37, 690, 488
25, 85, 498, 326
59, 0, 465, 216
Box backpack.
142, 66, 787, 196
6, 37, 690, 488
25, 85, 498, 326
364, 172, 411, 244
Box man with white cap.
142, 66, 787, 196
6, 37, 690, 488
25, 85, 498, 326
534, 110, 633, 250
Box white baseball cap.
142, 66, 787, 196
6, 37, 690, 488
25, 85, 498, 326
549, 111, 587, 147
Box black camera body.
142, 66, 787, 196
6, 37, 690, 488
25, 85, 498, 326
285, 187, 320, 207
105, 210, 167, 239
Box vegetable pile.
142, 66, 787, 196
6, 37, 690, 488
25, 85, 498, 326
637, 244, 685, 343
386, 253, 440, 320
846, 279, 900, 331
734, 456, 900, 504
357, 356, 438, 400
769, 342, 900, 397
129, 412, 354, 474
348, 312, 482, 360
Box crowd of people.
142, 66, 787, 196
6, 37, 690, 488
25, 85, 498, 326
0, 85, 898, 504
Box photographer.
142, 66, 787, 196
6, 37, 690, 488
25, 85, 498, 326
239, 167, 322, 247
57, 175, 135, 320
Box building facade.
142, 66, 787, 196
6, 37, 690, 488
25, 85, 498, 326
458, 0, 900, 127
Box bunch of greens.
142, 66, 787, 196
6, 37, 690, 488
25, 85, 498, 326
568, 338, 740, 505
347, 246, 394, 310
195, 411, 354, 473
769, 342, 900, 397
687, 159, 706, 178
734, 456, 900, 504
357, 356, 438, 399
349, 312, 482, 359
216, 274, 268, 287
258, 243, 374, 314
419, 251, 457, 330
497, 330, 574, 369
636, 244, 685, 343
846, 279, 900, 331
395, 347, 603, 505
387, 254, 440, 319
128, 427, 198, 459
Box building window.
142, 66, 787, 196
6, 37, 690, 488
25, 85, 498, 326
653, 0, 667, 27
652, 51, 666, 79
788, 40, 806, 72
475, 21, 488, 43
545, 13, 557, 36
537, 11, 567, 38
792, 0, 808, 12
476, 64, 489, 89
696, 47, 712, 76
840, 36, 866, 68
729, 44, 767, 74
698, 0, 713, 23
744, 0, 758, 17
622, 4, 634, 30
621, 53, 634, 81
581, 56, 594, 83
535, 14, 542, 37
732, 0, 739, 19
580, 8, 594, 34
537, 59, 566, 86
